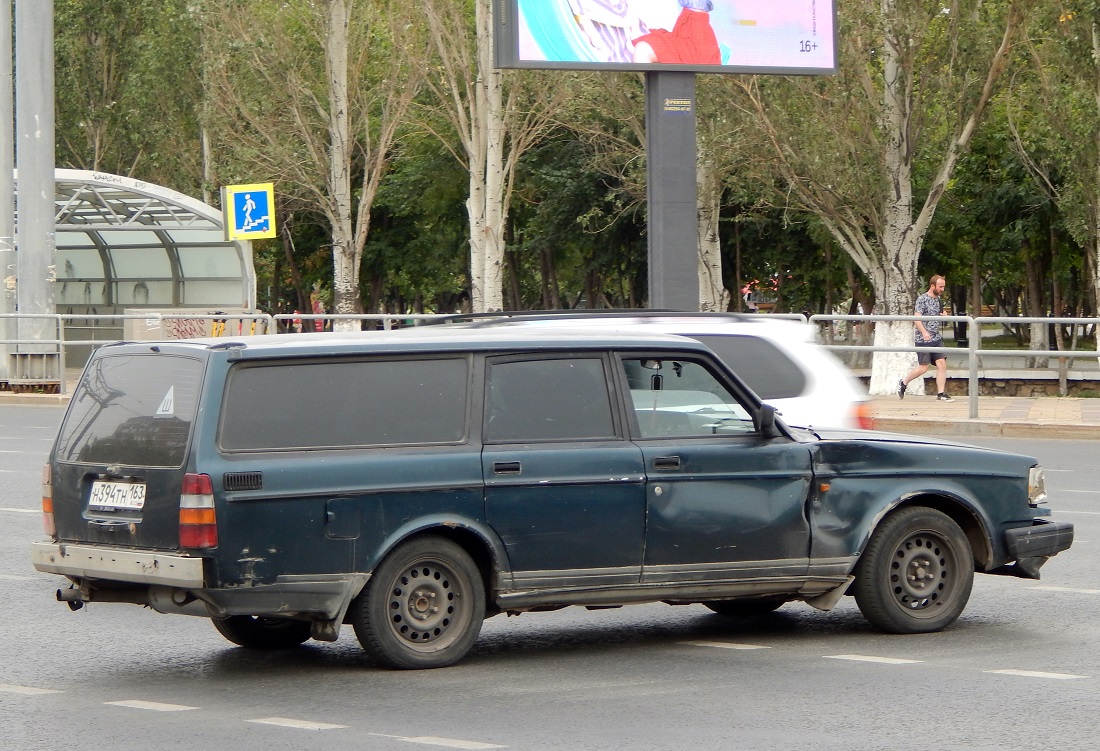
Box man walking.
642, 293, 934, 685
898, 275, 952, 401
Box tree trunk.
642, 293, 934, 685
1093, 22, 1100, 361
325, 0, 361, 331
465, 0, 505, 313
697, 151, 728, 312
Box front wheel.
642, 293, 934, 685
212, 615, 312, 649
352, 536, 485, 669
854, 506, 974, 634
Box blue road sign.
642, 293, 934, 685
222, 183, 276, 240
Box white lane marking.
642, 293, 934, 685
1057, 510, 1100, 515
1060, 489, 1100, 493
984, 669, 1087, 680
106, 700, 198, 712
248, 717, 348, 730
0, 684, 62, 695
399, 738, 506, 750
681, 640, 771, 650
825, 654, 922, 665
1029, 585, 1100, 594
0, 507, 37, 513
0, 574, 33, 581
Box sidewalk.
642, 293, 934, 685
870, 393, 1100, 439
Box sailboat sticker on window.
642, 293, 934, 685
156, 386, 175, 417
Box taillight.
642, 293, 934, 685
853, 401, 874, 430
42, 464, 55, 538
179, 473, 218, 549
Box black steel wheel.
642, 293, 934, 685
212, 615, 312, 649
352, 536, 485, 669
703, 598, 787, 617
854, 506, 974, 634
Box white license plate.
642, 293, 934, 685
88, 481, 147, 511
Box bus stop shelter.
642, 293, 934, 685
3, 169, 257, 385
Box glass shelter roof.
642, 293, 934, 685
40, 169, 256, 313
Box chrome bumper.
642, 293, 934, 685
30, 541, 205, 588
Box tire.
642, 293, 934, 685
703, 598, 787, 617
854, 506, 974, 634
212, 615, 312, 649
352, 536, 485, 669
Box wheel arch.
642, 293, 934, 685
890, 493, 993, 569
361, 517, 510, 609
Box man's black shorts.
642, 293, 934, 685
916, 339, 946, 365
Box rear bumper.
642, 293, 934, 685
30, 541, 205, 588
31, 541, 367, 622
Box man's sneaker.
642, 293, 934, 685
937, 393, 954, 402
897, 379, 906, 399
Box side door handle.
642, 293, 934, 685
493, 461, 522, 475
653, 456, 681, 471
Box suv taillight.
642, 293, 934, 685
179, 473, 217, 549
854, 402, 874, 430
42, 464, 55, 538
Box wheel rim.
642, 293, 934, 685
386, 559, 466, 651
889, 531, 958, 615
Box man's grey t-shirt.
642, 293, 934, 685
914, 292, 943, 343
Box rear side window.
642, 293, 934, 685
686, 334, 807, 399
56, 353, 204, 467
485, 357, 616, 443
220, 358, 468, 451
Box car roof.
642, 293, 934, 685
438, 311, 815, 342
95, 325, 719, 360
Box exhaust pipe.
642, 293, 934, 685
56, 586, 152, 609
56, 588, 84, 611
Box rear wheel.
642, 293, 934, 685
703, 598, 787, 617
352, 536, 485, 669
212, 615, 312, 649
854, 506, 974, 634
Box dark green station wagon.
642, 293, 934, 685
31, 327, 1073, 668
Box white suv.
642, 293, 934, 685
447, 312, 871, 430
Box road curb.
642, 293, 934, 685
873, 417, 1100, 440
0, 393, 69, 406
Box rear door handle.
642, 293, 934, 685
493, 461, 522, 475
653, 456, 681, 471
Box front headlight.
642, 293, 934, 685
1028, 466, 1048, 507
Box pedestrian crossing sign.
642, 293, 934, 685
222, 183, 277, 240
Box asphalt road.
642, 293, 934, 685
1, 406, 1096, 751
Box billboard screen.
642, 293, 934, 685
495, 0, 837, 75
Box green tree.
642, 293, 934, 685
737, 0, 1033, 394
199, 0, 425, 327
55, 0, 204, 191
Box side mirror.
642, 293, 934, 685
753, 403, 782, 439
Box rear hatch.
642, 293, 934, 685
50, 348, 207, 551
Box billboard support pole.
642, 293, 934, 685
645, 71, 699, 312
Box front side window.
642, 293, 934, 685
485, 357, 616, 443
220, 357, 469, 451
622, 357, 754, 438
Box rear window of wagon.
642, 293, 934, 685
56, 353, 204, 467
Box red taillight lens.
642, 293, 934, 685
179, 473, 217, 549
854, 401, 874, 430
42, 464, 55, 538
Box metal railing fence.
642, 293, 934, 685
2, 312, 1098, 414
809, 314, 1100, 418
